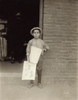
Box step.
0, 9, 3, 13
0, 60, 76, 85
0, 73, 76, 86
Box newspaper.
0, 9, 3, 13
30, 46, 42, 64
22, 61, 36, 80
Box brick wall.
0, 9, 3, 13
42, 0, 78, 85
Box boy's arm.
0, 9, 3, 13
26, 40, 32, 61
43, 41, 49, 52
41, 41, 49, 55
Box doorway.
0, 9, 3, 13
0, 0, 40, 61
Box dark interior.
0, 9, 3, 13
0, 0, 40, 61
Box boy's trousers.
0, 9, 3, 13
36, 56, 43, 83
31, 55, 43, 84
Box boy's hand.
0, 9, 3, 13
43, 49, 47, 52
42, 48, 49, 55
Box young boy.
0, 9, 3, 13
26, 27, 49, 88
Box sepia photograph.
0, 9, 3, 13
0, 0, 77, 100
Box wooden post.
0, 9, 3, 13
39, 0, 44, 39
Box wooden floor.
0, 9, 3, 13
0, 61, 77, 100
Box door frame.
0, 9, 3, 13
39, 0, 44, 39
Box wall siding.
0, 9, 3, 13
41, 0, 77, 87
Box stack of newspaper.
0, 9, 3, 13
22, 46, 42, 80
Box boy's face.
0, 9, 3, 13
33, 29, 40, 39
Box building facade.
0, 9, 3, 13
39, 0, 77, 85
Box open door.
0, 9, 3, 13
0, 0, 40, 61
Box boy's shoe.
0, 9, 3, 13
28, 83, 34, 88
37, 83, 43, 88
